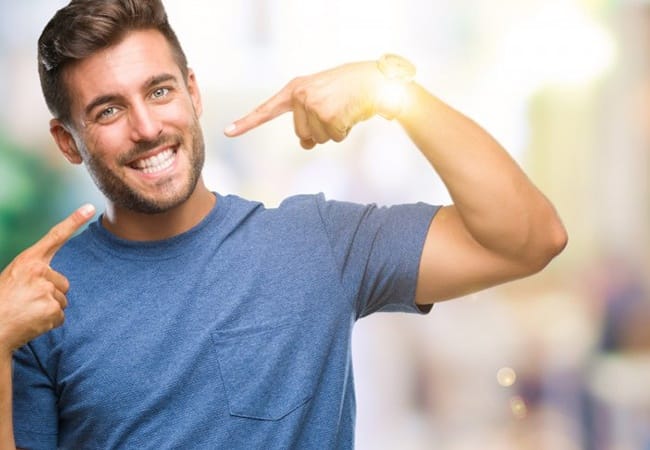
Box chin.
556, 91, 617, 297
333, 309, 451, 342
103, 179, 198, 215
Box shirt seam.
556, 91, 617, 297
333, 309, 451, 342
86, 196, 232, 262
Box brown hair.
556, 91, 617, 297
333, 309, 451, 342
38, 0, 189, 125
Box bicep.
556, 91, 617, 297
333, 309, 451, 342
415, 205, 532, 304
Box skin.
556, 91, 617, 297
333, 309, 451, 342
224, 61, 568, 303
1, 28, 567, 448
0, 204, 96, 447
1, 30, 216, 447
50, 30, 215, 242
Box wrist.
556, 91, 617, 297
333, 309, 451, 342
0, 329, 16, 359
375, 53, 416, 120
0, 344, 13, 361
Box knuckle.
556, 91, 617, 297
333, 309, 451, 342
44, 299, 63, 318
293, 84, 308, 102
60, 276, 71, 294
28, 261, 50, 278
254, 102, 269, 115
320, 110, 336, 123
13, 252, 30, 266
47, 280, 59, 296
302, 95, 316, 110
296, 129, 312, 141
70, 209, 86, 225
287, 76, 303, 89
333, 123, 350, 142
31, 278, 54, 299
12, 260, 43, 281
53, 310, 65, 328
47, 226, 65, 245
6, 262, 23, 281
304, 96, 326, 116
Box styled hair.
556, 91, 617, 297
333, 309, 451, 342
38, 0, 188, 125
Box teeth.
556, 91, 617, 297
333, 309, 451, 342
132, 149, 175, 174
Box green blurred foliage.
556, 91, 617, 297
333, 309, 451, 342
0, 131, 64, 269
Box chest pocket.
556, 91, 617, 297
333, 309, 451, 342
212, 321, 316, 421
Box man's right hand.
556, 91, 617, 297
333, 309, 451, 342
0, 204, 95, 355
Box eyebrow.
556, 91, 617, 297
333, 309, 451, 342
144, 73, 178, 90
83, 73, 180, 118
84, 93, 122, 118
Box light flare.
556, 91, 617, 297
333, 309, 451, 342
377, 79, 409, 120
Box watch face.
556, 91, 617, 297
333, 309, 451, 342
378, 54, 416, 81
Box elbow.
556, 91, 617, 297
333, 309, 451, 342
549, 218, 569, 257
524, 216, 568, 274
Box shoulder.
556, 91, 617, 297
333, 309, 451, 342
223, 192, 327, 225
275, 193, 370, 222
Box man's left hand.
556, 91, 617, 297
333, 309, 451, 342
224, 61, 385, 149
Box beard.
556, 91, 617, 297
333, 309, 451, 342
81, 119, 205, 215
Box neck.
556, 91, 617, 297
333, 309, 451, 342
101, 180, 216, 241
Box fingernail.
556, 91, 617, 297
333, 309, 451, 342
224, 123, 236, 135
79, 203, 96, 217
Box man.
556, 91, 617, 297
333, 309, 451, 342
0, 0, 567, 448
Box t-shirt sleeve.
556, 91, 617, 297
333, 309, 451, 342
314, 194, 439, 319
12, 342, 58, 450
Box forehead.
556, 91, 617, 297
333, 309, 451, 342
64, 30, 182, 109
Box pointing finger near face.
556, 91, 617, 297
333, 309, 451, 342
224, 82, 295, 137
0, 205, 93, 352
30, 204, 96, 262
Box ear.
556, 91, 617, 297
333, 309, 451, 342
186, 68, 203, 117
50, 119, 83, 164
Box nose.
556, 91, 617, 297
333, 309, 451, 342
128, 102, 162, 142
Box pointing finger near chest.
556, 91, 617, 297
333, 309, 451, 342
27, 204, 96, 262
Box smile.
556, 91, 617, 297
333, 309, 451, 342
130, 148, 176, 174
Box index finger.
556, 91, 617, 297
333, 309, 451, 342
31, 203, 96, 261
224, 85, 293, 137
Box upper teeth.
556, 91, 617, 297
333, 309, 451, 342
133, 149, 175, 174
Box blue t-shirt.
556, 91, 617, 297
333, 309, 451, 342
13, 193, 438, 449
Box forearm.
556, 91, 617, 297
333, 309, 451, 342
0, 348, 17, 450
397, 82, 566, 266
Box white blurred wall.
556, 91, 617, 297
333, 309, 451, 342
2, 1, 648, 449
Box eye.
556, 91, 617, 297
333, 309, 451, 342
151, 87, 169, 99
98, 106, 117, 120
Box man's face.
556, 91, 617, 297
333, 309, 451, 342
61, 29, 205, 214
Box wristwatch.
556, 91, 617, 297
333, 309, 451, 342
376, 54, 416, 120
377, 53, 416, 82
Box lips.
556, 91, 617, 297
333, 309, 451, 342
129, 148, 176, 174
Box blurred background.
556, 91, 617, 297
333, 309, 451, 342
1, 0, 648, 448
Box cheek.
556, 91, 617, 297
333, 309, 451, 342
80, 128, 125, 164
165, 96, 201, 125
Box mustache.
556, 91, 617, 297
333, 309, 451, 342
118, 134, 183, 165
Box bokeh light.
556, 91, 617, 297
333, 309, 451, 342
509, 395, 528, 420
497, 367, 517, 387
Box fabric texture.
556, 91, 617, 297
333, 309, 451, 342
13, 192, 438, 449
